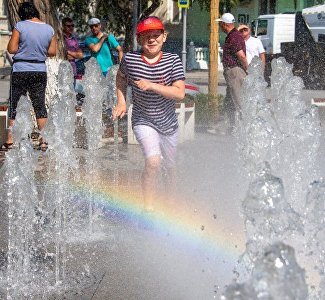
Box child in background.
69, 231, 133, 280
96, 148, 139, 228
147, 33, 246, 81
113, 16, 185, 212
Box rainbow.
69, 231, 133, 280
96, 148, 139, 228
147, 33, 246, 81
68, 179, 246, 260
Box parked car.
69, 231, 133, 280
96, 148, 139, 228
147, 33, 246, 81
185, 83, 201, 95
252, 4, 325, 89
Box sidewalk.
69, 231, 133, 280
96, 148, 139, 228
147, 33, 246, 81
0, 66, 325, 299
0, 66, 323, 103
0, 74, 9, 102
185, 69, 325, 103
186, 69, 225, 85
185, 70, 225, 95
0, 131, 248, 300
0, 68, 226, 100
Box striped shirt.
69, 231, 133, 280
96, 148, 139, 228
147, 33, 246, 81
120, 51, 185, 135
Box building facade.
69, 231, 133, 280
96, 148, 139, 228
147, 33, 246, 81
0, 0, 10, 66
184, 0, 325, 46
231, 0, 325, 25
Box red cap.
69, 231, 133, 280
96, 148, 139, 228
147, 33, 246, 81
136, 17, 164, 35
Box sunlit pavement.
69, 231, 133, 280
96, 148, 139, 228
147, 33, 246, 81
0, 70, 324, 168
1, 121, 325, 299
0, 71, 325, 298
0, 127, 247, 299
73, 133, 249, 299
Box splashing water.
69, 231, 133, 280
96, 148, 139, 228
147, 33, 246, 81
106, 65, 120, 190
238, 57, 321, 212
222, 242, 308, 300
2, 96, 55, 299
269, 58, 321, 212
0, 59, 110, 298
227, 56, 323, 299
78, 58, 109, 235
82, 57, 106, 151
240, 163, 302, 269
1, 54, 324, 299
304, 180, 325, 299
41, 60, 80, 285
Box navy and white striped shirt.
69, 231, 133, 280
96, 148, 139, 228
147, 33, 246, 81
120, 51, 185, 135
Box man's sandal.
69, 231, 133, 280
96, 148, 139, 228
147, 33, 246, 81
30, 132, 40, 140
0, 143, 13, 152
38, 141, 48, 152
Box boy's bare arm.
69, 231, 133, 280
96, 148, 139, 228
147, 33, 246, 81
113, 70, 127, 120
134, 79, 185, 101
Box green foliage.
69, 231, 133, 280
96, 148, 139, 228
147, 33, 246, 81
55, 0, 92, 33
184, 93, 224, 126
195, 0, 252, 13
55, 0, 161, 49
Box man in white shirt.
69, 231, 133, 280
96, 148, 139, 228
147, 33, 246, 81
238, 24, 265, 66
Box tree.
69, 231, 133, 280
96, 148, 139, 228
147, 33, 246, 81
196, 0, 250, 13
5, 0, 163, 57
55, 0, 162, 51
209, 0, 219, 99
6, 0, 65, 58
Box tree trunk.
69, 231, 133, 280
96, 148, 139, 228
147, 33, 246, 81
209, 0, 220, 122
6, 0, 20, 28
209, 0, 219, 96
5, 0, 65, 59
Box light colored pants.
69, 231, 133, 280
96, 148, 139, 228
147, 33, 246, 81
133, 125, 178, 168
223, 66, 246, 125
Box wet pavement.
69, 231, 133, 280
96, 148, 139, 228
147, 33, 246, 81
0, 128, 248, 299
0, 68, 325, 299
1, 113, 325, 299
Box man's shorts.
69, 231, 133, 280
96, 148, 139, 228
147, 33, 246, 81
133, 125, 178, 168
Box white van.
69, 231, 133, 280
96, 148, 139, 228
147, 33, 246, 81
252, 14, 296, 55
302, 5, 325, 42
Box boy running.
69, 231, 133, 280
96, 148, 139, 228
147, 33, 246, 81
113, 16, 185, 212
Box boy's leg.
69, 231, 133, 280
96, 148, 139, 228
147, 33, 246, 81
160, 130, 178, 202
133, 125, 162, 211
142, 155, 161, 211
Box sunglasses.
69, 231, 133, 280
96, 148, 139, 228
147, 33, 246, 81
65, 24, 74, 28
239, 28, 248, 32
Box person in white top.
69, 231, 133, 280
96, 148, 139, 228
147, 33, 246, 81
238, 24, 265, 66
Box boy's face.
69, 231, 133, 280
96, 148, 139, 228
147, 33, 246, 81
137, 30, 166, 57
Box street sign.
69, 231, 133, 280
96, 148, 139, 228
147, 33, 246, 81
178, 0, 190, 9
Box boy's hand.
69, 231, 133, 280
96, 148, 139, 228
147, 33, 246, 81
112, 102, 127, 120
134, 79, 153, 91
